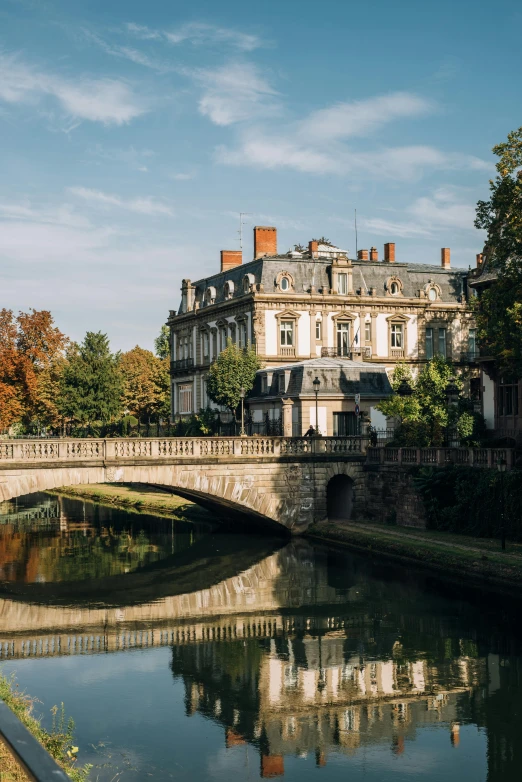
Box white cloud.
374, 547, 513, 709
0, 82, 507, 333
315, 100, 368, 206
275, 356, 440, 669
0, 201, 90, 229
126, 21, 262, 51
408, 186, 478, 230
171, 172, 195, 180
359, 217, 432, 238
82, 29, 173, 72
68, 187, 174, 216
0, 52, 147, 125
192, 62, 278, 126
298, 92, 434, 141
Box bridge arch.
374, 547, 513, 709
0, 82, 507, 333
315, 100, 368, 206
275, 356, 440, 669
326, 474, 354, 521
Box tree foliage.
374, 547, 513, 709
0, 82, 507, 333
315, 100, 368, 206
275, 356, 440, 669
377, 357, 485, 446
0, 309, 67, 432
154, 324, 170, 360
120, 346, 170, 422
207, 339, 262, 412
475, 126, 522, 377
59, 332, 122, 427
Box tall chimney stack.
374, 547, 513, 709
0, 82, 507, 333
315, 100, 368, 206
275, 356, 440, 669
384, 243, 395, 262
220, 250, 242, 272
441, 248, 451, 269
476, 252, 484, 268
253, 226, 277, 259
357, 249, 369, 261
309, 240, 318, 258
369, 247, 378, 261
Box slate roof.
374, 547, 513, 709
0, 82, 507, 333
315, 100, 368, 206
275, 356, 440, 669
252, 357, 393, 399
188, 254, 468, 310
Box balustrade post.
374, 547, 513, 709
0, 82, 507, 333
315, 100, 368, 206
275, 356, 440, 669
416, 448, 422, 465
273, 438, 281, 457
397, 448, 402, 466
469, 448, 475, 467
436, 449, 445, 466
379, 447, 385, 465
232, 438, 240, 456
192, 439, 201, 457
13, 442, 23, 461
105, 440, 115, 460
487, 450, 493, 468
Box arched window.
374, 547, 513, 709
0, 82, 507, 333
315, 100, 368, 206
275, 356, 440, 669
280, 276, 290, 291
224, 280, 235, 299
428, 287, 438, 301
205, 286, 216, 305
243, 274, 255, 293
390, 281, 399, 295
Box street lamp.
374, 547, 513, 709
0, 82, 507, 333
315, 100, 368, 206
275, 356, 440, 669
313, 376, 321, 435
497, 457, 507, 551
397, 378, 413, 397
239, 386, 246, 437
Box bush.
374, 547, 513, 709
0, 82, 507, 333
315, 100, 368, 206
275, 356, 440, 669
412, 465, 522, 539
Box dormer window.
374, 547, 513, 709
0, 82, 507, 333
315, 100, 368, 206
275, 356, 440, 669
261, 375, 268, 394
275, 270, 294, 293
425, 283, 442, 302
386, 276, 403, 297
205, 286, 216, 306
243, 273, 255, 294
224, 280, 235, 299
390, 282, 399, 295
428, 287, 437, 302
280, 276, 290, 291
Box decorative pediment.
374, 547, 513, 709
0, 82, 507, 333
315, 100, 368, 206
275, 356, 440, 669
385, 313, 410, 323
274, 309, 302, 321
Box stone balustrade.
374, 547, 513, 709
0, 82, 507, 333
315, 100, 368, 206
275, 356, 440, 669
367, 446, 515, 469
0, 436, 364, 464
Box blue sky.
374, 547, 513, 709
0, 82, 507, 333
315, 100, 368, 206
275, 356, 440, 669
1, 0, 521, 351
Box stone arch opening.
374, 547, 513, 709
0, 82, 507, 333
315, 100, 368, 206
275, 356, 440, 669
326, 474, 354, 521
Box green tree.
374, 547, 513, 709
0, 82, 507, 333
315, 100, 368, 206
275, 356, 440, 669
207, 339, 261, 413
154, 324, 170, 360
378, 357, 484, 446
59, 332, 122, 428
475, 126, 522, 377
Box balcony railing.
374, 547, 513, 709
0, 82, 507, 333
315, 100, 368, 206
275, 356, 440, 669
367, 446, 515, 469
280, 346, 296, 357
170, 358, 194, 373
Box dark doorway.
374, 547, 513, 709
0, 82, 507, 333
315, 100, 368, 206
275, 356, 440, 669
326, 474, 354, 520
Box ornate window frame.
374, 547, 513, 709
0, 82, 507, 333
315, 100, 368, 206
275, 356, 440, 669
205, 286, 216, 306
386, 313, 409, 358
331, 311, 356, 356
425, 282, 442, 302
275, 270, 294, 293
224, 280, 235, 300
234, 314, 249, 348
275, 309, 301, 357
385, 276, 404, 297
243, 273, 256, 294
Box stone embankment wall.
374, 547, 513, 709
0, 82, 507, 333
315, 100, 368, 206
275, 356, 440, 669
361, 466, 427, 529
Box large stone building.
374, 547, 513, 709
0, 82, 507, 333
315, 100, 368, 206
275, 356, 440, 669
168, 226, 478, 419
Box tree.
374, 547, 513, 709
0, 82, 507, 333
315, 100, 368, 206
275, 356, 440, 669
154, 324, 170, 360
120, 346, 170, 423
207, 340, 262, 413
475, 126, 522, 377
59, 332, 122, 428
377, 357, 484, 447
0, 308, 67, 432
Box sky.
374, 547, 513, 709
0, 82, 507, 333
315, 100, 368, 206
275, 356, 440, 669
1, 0, 521, 351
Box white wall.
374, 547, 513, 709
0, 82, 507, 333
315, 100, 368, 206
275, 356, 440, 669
264, 311, 278, 355
406, 315, 417, 357
483, 372, 495, 429
298, 310, 310, 356
370, 406, 387, 429
375, 314, 389, 356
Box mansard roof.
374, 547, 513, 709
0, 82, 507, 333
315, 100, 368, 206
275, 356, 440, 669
187, 253, 468, 310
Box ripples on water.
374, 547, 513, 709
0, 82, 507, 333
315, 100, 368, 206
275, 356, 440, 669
0, 491, 521, 781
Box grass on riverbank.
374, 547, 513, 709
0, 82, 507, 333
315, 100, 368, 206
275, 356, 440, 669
307, 520, 522, 591
0, 672, 90, 781
48, 483, 212, 524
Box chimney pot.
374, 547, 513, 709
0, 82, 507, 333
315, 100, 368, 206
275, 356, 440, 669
253, 226, 277, 259
357, 249, 369, 261
220, 250, 242, 272
384, 243, 395, 262
476, 252, 484, 268
370, 246, 379, 261
309, 240, 319, 258
441, 247, 451, 269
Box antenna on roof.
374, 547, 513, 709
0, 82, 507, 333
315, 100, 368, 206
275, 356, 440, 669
354, 209, 358, 257
238, 212, 252, 250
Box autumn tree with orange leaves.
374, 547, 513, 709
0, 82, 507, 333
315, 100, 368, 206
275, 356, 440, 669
0, 309, 68, 433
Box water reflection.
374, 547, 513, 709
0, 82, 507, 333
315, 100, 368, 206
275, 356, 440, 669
0, 493, 521, 780
0, 492, 210, 583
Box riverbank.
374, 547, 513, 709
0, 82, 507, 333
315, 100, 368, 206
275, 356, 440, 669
307, 520, 522, 592
48, 483, 212, 524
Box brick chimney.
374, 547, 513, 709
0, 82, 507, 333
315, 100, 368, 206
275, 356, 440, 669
220, 250, 242, 272
357, 249, 369, 261
384, 243, 395, 262
441, 247, 451, 269
370, 246, 378, 261
254, 226, 277, 259
309, 240, 318, 259
476, 252, 484, 268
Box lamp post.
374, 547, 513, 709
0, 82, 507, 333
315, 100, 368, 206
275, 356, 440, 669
313, 376, 321, 435
497, 457, 507, 550
240, 386, 246, 437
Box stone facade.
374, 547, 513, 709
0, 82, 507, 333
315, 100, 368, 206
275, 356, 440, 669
362, 466, 427, 528
168, 227, 478, 418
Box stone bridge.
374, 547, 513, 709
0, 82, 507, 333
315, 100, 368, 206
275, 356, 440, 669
0, 436, 366, 534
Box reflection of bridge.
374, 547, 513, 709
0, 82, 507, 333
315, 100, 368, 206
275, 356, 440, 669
0, 437, 365, 533
0, 496, 60, 525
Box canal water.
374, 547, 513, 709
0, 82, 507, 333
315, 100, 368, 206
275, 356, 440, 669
0, 492, 521, 781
